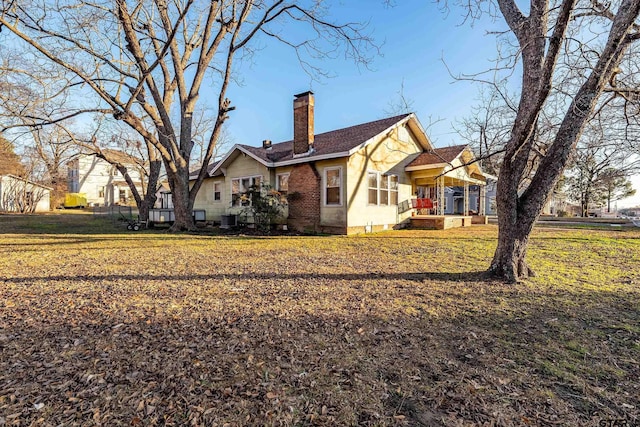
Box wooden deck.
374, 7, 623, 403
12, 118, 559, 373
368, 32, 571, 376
409, 215, 488, 230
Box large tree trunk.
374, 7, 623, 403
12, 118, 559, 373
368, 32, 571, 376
488, 0, 639, 282
168, 168, 195, 231
139, 156, 162, 222
489, 164, 540, 282
490, 218, 536, 282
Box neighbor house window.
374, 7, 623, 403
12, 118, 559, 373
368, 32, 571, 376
98, 186, 105, 198
119, 189, 127, 203
213, 182, 222, 202
231, 176, 261, 206
276, 173, 289, 195
368, 172, 398, 206
324, 167, 342, 206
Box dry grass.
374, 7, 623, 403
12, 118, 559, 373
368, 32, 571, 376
0, 213, 639, 426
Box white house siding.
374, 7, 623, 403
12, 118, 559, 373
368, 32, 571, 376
67, 155, 144, 206
0, 175, 51, 212
346, 125, 422, 232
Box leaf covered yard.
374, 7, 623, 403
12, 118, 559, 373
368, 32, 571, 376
0, 215, 639, 426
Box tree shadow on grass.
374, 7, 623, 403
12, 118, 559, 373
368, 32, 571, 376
0, 284, 637, 426
0, 270, 492, 285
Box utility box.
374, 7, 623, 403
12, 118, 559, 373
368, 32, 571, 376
64, 193, 87, 208
220, 214, 238, 229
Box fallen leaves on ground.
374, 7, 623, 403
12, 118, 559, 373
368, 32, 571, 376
0, 214, 639, 426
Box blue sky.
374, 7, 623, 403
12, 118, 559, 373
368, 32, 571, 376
217, 0, 640, 208
222, 1, 504, 147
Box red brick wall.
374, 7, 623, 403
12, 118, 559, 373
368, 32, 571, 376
293, 93, 314, 155
287, 163, 321, 233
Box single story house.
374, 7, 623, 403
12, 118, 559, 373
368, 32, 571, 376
0, 174, 52, 213
192, 91, 491, 234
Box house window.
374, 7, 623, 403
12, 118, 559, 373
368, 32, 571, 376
368, 172, 399, 206
98, 186, 105, 198
277, 173, 289, 195
368, 172, 378, 205
119, 189, 127, 203
324, 167, 342, 206
380, 174, 389, 205
231, 175, 261, 206
389, 175, 398, 205
213, 182, 222, 202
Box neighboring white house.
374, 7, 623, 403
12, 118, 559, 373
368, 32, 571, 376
155, 182, 174, 209
67, 150, 145, 207
0, 174, 51, 212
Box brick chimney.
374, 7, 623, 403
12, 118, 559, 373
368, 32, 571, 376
293, 91, 314, 155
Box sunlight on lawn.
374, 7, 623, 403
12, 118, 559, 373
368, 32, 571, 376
0, 214, 639, 426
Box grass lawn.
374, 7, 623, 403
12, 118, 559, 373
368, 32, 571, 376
0, 213, 639, 426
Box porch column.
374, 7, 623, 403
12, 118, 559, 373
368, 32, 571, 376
438, 176, 445, 215
463, 181, 469, 216
479, 185, 486, 216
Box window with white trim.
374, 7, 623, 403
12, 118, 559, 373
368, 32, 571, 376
213, 182, 222, 202
324, 167, 342, 206
231, 175, 261, 206
367, 172, 399, 206
368, 172, 378, 205
389, 175, 398, 205
276, 173, 289, 195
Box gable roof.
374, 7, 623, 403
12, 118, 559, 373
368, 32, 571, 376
189, 161, 220, 180
240, 113, 413, 164
407, 144, 468, 168
204, 113, 431, 178
72, 149, 144, 167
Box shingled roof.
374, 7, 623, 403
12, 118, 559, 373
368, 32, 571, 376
238, 113, 412, 164
406, 144, 468, 168
189, 160, 220, 180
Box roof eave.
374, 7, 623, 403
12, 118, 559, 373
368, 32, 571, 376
198, 145, 274, 180
405, 113, 434, 150
273, 151, 350, 167
0, 174, 53, 190
346, 113, 427, 157
405, 162, 449, 172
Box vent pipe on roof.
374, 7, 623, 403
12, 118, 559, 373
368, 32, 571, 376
293, 91, 314, 155
262, 139, 272, 149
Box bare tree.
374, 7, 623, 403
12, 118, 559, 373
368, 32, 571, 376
600, 169, 636, 213
0, 0, 375, 230
454, 85, 516, 176
0, 135, 25, 176
0, 175, 48, 213
384, 79, 416, 116
450, 0, 640, 281
564, 135, 639, 216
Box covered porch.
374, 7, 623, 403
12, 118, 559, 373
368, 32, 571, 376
404, 146, 489, 230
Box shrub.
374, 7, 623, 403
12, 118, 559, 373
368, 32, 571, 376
242, 184, 288, 233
